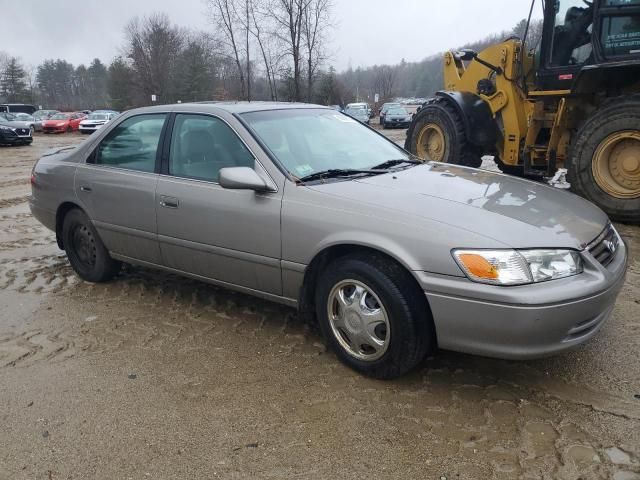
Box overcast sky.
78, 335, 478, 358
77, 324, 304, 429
4, 0, 542, 71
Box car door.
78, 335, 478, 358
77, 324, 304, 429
156, 112, 283, 295
74, 113, 168, 264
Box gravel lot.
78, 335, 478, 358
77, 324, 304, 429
1, 130, 639, 480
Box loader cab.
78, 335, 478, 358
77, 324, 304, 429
536, 0, 640, 90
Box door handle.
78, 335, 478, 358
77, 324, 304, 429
159, 196, 179, 208
80, 186, 92, 192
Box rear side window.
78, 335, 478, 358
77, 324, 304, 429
168, 114, 254, 182
94, 114, 167, 173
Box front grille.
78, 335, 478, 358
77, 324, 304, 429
16, 128, 30, 136
587, 224, 619, 267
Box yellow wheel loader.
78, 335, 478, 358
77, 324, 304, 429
405, 0, 640, 223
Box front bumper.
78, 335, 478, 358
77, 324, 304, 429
79, 124, 104, 133
0, 131, 33, 145
417, 239, 628, 359
43, 125, 67, 133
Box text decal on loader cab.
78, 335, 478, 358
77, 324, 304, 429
559, 73, 574, 80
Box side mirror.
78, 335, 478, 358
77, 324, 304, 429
219, 167, 270, 192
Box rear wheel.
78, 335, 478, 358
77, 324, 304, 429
315, 253, 434, 379
62, 209, 121, 282
405, 98, 482, 168
568, 97, 640, 223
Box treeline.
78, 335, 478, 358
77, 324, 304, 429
0, 8, 541, 111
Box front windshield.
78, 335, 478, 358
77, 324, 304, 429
387, 108, 408, 115
88, 113, 109, 120
51, 114, 69, 120
345, 108, 366, 115
15, 113, 33, 120
242, 108, 412, 178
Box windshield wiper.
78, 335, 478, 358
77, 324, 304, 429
371, 159, 422, 170
297, 168, 388, 183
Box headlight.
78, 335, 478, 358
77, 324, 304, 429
452, 249, 583, 286
0, 125, 14, 132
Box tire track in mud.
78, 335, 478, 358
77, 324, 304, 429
0, 195, 30, 209
0, 329, 76, 368
0, 178, 29, 188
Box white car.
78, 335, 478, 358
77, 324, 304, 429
78, 112, 118, 134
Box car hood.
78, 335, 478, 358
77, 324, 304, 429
0, 121, 29, 129
308, 162, 608, 249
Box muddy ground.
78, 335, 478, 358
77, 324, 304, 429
0, 130, 639, 480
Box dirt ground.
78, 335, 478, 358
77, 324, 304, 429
1, 130, 639, 480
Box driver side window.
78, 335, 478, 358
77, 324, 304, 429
94, 114, 167, 173
549, 0, 594, 66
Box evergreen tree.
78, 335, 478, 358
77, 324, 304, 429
1, 57, 28, 102
108, 57, 134, 111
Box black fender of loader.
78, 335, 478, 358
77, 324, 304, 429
434, 91, 499, 149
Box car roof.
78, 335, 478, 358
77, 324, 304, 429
124, 101, 332, 116
186, 101, 329, 114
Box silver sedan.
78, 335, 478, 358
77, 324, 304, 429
29, 102, 627, 378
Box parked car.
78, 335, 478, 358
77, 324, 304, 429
79, 112, 119, 134
13, 112, 43, 132
0, 103, 37, 114
343, 106, 370, 124
42, 112, 87, 133
346, 102, 371, 118
0, 114, 33, 146
0, 112, 37, 135
379, 102, 401, 124
34, 110, 59, 122
29, 103, 627, 379
382, 106, 412, 129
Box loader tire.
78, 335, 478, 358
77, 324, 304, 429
405, 98, 482, 168
568, 96, 640, 224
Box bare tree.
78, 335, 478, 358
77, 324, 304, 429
268, 0, 308, 101
302, 0, 332, 101
207, 0, 249, 100
247, 0, 283, 100
374, 65, 398, 100
125, 13, 184, 104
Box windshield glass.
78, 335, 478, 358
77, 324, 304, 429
15, 113, 33, 120
345, 108, 366, 114
0, 113, 16, 121
242, 108, 411, 178
387, 108, 408, 115
51, 114, 69, 120
88, 113, 109, 120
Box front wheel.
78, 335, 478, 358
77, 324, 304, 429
568, 96, 640, 224
315, 254, 434, 379
62, 209, 121, 282
405, 98, 482, 168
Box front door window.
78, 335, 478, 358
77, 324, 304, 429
549, 0, 594, 66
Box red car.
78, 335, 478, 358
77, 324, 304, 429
42, 112, 87, 133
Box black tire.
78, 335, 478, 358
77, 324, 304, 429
567, 96, 640, 224
62, 208, 120, 282
315, 253, 435, 379
405, 97, 482, 168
